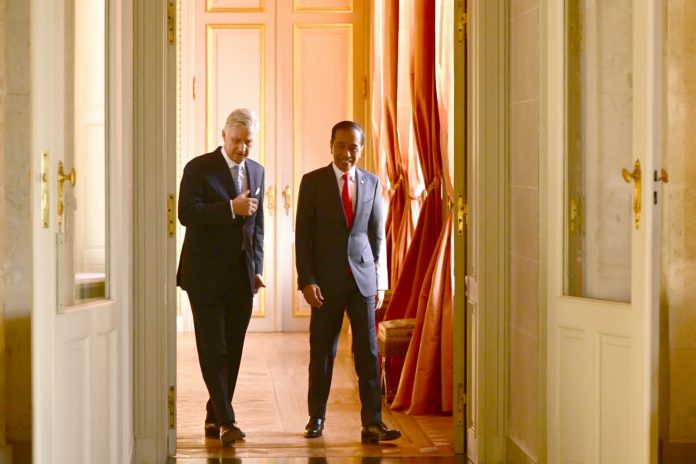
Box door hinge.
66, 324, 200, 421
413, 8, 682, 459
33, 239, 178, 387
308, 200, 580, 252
456, 382, 466, 426
457, 194, 468, 235
458, 9, 468, 44
168, 385, 176, 429
167, 194, 176, 237
363, 76, 368, 99
192, 76, 196, 100
167, 0, 176, 45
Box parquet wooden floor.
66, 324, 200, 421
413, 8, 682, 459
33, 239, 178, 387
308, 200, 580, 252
174, 331, 461, 462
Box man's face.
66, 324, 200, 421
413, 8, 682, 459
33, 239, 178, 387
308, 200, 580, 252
331, 128, 363, 172
222, 126, 254, 164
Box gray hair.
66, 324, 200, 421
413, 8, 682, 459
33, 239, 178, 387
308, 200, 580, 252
224, 108, 260, 133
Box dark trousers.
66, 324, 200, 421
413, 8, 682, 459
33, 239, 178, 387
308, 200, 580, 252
187, 258, 252, 426
308, 274, 382, 425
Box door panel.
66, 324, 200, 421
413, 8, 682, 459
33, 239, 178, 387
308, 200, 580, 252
546, 1, 661, 463
180, 0, 366, 332
32, 0, 128, 462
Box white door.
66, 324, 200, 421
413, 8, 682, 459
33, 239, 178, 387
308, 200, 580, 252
31, 0, 130, 462
546, 1, 662, 463
180, 0, 366, 332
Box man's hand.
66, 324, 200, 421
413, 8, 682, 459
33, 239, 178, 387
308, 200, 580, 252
375, 290, 385, 310
302, 284, 325, 308
254, 274, 266, 294
230, 190, 259, 216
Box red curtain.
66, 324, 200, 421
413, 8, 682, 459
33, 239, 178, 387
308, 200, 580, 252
392, 213, 453, 413
384, 0, 443, 323
380, 0, 412, 287
385, 0, 454, 414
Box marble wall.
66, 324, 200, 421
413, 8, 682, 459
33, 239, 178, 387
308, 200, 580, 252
508, 0, 540, 462
2, 0, 32, 459
662, 1, 696, 461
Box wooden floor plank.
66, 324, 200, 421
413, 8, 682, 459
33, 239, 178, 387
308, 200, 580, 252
175, 331, 455, 459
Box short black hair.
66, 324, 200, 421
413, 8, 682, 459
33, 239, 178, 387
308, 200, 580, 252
331, 121, 365, 146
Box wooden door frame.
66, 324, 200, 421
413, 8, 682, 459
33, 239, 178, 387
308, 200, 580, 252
133, 0, 482, 461
132, 0, 177, 461
466, 0, 514, 461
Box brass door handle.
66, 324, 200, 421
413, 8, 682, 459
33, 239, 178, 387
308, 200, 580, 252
621, 159, 641, 229
265, 186, 275, 215
57, 161, 76, 231
282, 185, 292, 216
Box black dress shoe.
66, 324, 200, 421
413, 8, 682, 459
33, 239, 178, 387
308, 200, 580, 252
204, 422, 219, 438
361, 421, 401, 444
220, 423, 245, 447
304, 417, 324, 438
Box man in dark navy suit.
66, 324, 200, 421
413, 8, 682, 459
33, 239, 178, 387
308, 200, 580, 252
177, 108, 265, 447
295, 120, 400, 443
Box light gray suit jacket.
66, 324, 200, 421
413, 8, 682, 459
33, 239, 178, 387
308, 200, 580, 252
295, 163, 385, 298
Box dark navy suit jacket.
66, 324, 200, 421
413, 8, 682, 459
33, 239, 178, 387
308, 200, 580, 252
177, 147, 264, 296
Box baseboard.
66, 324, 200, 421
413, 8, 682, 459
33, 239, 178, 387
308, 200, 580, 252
0, 445, 12, 464
661, 439, 696, 464
506, 436, 537, 464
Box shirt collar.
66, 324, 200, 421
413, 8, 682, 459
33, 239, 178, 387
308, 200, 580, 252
221, 147, 246, 170
332, 162, 356, 182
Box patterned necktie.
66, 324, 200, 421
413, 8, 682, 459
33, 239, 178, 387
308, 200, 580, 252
232, 164, 242, 194
341, 173, 353, 228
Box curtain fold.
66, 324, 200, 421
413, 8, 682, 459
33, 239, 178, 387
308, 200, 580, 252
391, 212, 453, 413
385, 0, 454, 414
382, 0, 410, 287
384, 0, 442, 323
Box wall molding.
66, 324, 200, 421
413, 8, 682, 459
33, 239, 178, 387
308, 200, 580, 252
661, 440, 696, 464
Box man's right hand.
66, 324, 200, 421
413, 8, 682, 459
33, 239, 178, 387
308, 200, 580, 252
302, 284, 324, 308
230, 190, 259, 217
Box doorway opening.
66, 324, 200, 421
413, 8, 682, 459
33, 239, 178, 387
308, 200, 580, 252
171, 0, 462, 460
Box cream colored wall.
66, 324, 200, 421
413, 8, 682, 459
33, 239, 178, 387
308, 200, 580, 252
508, 0, 540, 462
1, 0, 32, 460
662, 1, 696, 460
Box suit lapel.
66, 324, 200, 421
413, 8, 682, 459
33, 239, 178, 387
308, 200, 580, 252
212, 147, 237, 198
354, 169, 365, 223
246, 161, 257, 199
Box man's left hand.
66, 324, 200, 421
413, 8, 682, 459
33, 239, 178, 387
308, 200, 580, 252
254, 274, 266, 294
375, 290, 385, 310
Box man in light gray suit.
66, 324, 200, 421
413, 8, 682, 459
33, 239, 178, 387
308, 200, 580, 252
295, 120, 401, 444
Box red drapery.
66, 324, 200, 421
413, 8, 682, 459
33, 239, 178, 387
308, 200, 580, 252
384, 0, 454, 414
371, 0, 415, 287
384, 0, 443, 322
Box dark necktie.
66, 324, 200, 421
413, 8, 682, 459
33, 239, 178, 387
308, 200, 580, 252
342, 173, 353, 229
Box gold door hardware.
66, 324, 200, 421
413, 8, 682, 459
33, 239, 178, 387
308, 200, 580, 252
265, 186, 276, 215
457, 194, 467, 236
282, 185, 292, 216
167, 0, 175, 45
167, 194, 175, 237
621, 159, 641, 229
654, 168, 669, 183
456, 382, 465, 426
458, 10, 468, 44
569, 197, 584, 234
41, 152, 49, 228
57, 161, 76, 231
168, 385, 176, 429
